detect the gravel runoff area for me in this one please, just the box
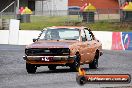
[0,44,132,88]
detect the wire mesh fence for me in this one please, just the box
[1,8,132,23]
[32,8,121,23]
[0,1,16,19]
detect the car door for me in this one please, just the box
[79,29,88,63]
[84,28,96,63]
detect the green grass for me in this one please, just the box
[20,16,70,30]
[20,16,81,30]
[20,16,132,32]
[1,16,15,19]
[88,22,132,32]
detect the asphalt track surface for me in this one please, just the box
[0,44,132,88]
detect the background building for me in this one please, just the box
[2,0,132,13]
[1,0,130,15]
[35,0,68,15]
[1,0,132,17]
[68,0,119,9]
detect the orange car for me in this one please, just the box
[23,26,103,73]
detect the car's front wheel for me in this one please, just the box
[89,52,99,69]
[26,63,37,73]
[76,75,87,85]
[70,55,80,71]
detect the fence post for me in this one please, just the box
[97,9,99,22]
[108,8,110,22]
[42,0,44,15]
[16,0,19,14]
[78,11,80,22]
[0,13,2,19]
[14,1,17,19]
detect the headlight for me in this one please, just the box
[25,49,31,55]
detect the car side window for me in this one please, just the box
[84,29,93,41]
[81,30,87,42]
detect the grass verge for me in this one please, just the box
[20,16,132,32]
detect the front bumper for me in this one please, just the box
[23,55,74,65]
[23,55,74,61]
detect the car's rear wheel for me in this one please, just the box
[70,55,80,71]
[26,63,37,73]
[89,52,99,69]
[48,65,56,70]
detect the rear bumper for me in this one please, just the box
[23,55,74,65]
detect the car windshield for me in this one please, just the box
[39,28,80,40]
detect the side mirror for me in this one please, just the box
[33,38,37,42]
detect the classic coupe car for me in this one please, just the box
[23,26,103,73]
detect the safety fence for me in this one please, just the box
[0,1,16,19]
[33,9,121,23]
[1,8,132,23]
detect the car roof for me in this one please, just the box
[47,26,88,30]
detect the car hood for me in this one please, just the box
[26,40,78,49]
